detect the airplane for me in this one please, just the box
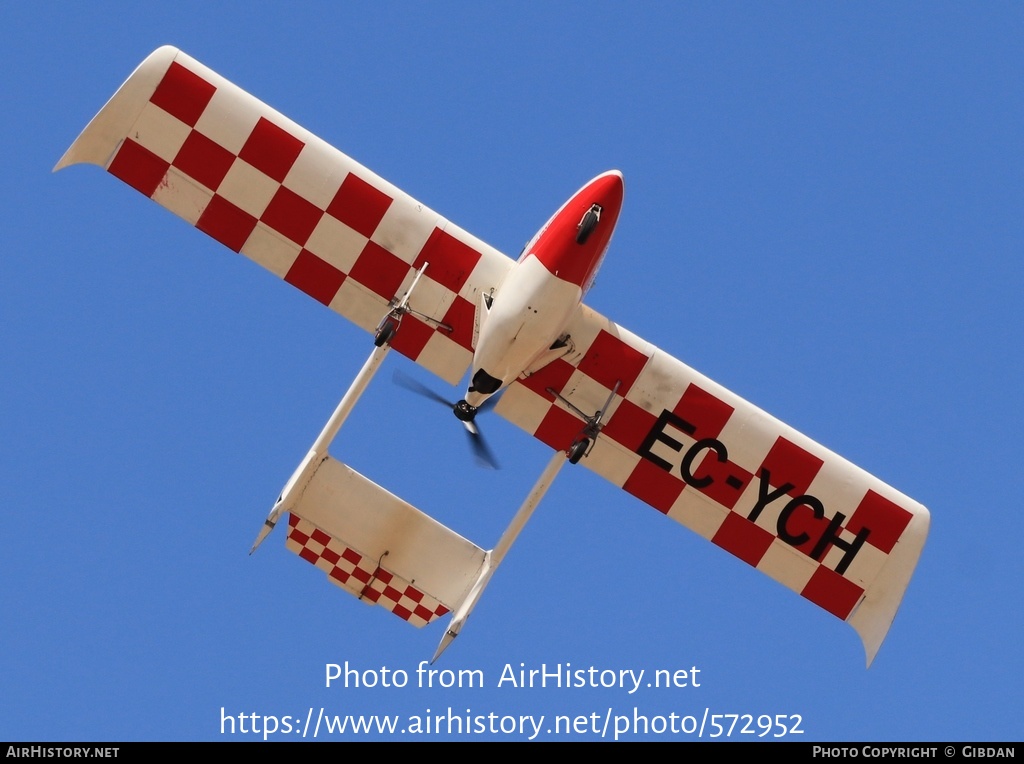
[56,46,929,665]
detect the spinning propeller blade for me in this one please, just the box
[466,425,499,470]
[392,370,500,469]
[392,369,452,407]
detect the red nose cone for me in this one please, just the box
[588,170,625,221]
[532,171,625,288]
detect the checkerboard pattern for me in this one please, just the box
[286,513,449,627]
[68,48,926,647]
[496,304,921,623]
[94,49,512,386]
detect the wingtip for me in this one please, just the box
[53,44,186,173]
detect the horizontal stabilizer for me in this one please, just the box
[285,456,487,627]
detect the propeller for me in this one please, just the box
[392,370,501,469]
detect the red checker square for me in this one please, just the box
[391,603,413,621]
[289,529,309,546]
[403,586,424,603]
[847,490,913,554]
[517,358,576,401]
[375,568,393,584]
[329,567,351,585]
[534,405,585,453]
[238,117,304,183]
[196,195,258,252]
[108,139,170,197]
[575,330,648,395]
[603,398,658,453]
[414,228,482,293]
[285,250,346,306]
[692,451,752,510]
[172,130,234,191]
[440,296,477,351]
[150,61,216,127]
[298,548,320,566]
[288,513,301,527]
[435,604,449,617]
[801,566,864,620]
[261,185,323,246]
[758,437,824,497]
[319,547,340,565]
[349,240,411,299]
[712,512,774,567]
[623,458,685,514]
[326,173,393,238]
[351,567,372,585]
[310,528,332,546]
[390,315,435,363]
[414,605,436,622]
[381,585,402,603]
[673,384,734,440]
[360,585,380,601]
[341,547,362,566]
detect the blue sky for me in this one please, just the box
[3,2,1022,741]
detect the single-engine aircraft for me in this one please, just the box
[56,47,929,665]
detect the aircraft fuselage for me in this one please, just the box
[458,171,624,415]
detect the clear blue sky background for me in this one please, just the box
[3,3,1021,741]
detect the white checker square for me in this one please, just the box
[626,351,690,415]
[712,403,753,458]
[192,86,265,154]
[371,198,442,264]
[330,279,390,334]
[334,555,357,576]
[241,223,301,279]
[494,384,551,437]
[666,491,728,540]
[133,102,191,163]
[151,169,213,226]
[304,214,368,274]
[725,408,789,478]
[218,159,280,218]
[403,274,454,325]
[416,332,473,387]
[283,140,357,210]
[583,438,639,488]
[804,460,863,520]
[557,369,622,419]
[756,539,817,594]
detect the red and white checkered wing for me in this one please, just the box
[494,303,929,665]
[56,46,512,386]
